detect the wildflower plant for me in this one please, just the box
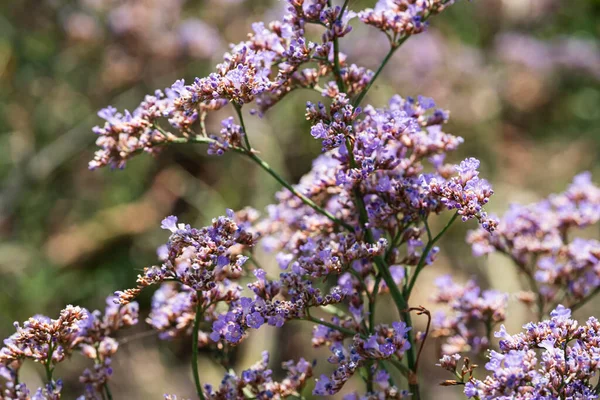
[2,1,600,399]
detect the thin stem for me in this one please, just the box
[345,137,414,393]
[45,342,55,384]
[378,361,398,387]
[332,30,346,93]
[366,363,374,393]
[233,103,252,150]
[347,168,407,312]
[104,384,113,400]
[400,310,420,399]
[351,38,406,108]
[171,135,245,154]
[351,7,442,108]
[305,313,359,337]
[171,135,352,231]
[404,306,431,374]
[571,286,600,313]
[404,212,459,299]
[192,293,206,400]
[485,318,493,344]
[191,107,355,231]
[388,358,411,378]
[244,150,354,231]
[339,0,350,17]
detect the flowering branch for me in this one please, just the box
[305,313,358,338]
[170,134,354,231]
[405,212,460,299]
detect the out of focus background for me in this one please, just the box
[0,0,599,398]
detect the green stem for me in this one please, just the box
[570,286,600,313]
[171,135,245,153]
[388,358,411,378]
[339,0,350,17]
[233,103,252,150]
[174,135,352,231]
[244,150,354,231]
[228,106,354,232]
[329,0,349,92]
[344,135,414,394]
[365,362,374,393]
[104,384,113,400]
[305,314,359,337]
[332,30,346,93]
[400,310,420,400]
[192,293,206,400]
[345,160,407,312]
[45,342,54,384]
[404,212,459,299]
[485,318,493,345]
[351,38,406,108]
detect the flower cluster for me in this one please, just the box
[88,89,195,170]
[461,305,600,399]
[116,213,257,304]
[203,351,313,399]
[207,117,245,155]
[359,0,455,44]
[75,297,139,399]
[0,297,138,399]
[314,321,412,396]
[89,0,466,171]
[210,268,351,345]
[0,306,86,399]
[21,0,598,398]
[431,275,508,355]
[468,172,600,312]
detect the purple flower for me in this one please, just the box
[245,312,265,329]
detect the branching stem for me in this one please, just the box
[192,293,206,400]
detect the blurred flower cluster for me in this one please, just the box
[0,298,138,399]
[468,172,600,317]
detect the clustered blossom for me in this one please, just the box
[204,351,313,399]
[148,279,241,348]
[115,212,257,304]
[0,298,137,399]
[75,297,138,399]
[0,306,85,399]
[90,0,464,171]
[462,305,600,399]
[307,93,361,152]
[431,275,508,354]
[468,172,600,311]
[89,88,196,170]
[359,0,455,43]
[261,93,496,309]
[210,268,351,344]
[314,321,412,396]
[207,117,245,155]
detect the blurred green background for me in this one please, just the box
[0,0,599,398]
